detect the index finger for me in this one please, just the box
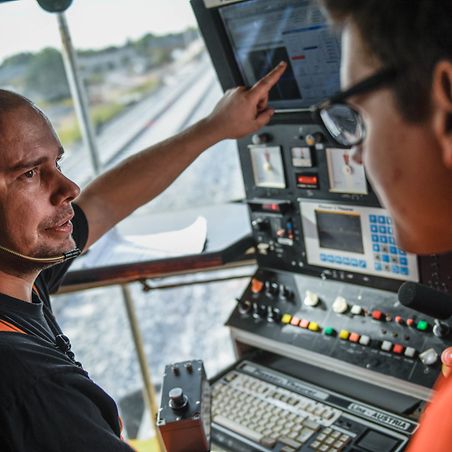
[250,61,287,97]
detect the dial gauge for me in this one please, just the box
[326,148,368,194]
[249,145,286,189]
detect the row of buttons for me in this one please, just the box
[372,244,408,260]
[337,330,416,358]
[329,300,431,331]
[282,314,321,332]
[380,340,416,358]
[281,315,419,358]
[370,224,393,235]
[369,215,392,225]
[371,234,403,247]
[320,254,367,268]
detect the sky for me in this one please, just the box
[0,0,198,63]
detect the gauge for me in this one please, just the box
[249,145,286,189]
[291,146,313,167]
[326,148,368,194]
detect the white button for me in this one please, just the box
[350,304,363,315]
[404,347,416,358]
[419,348,439,366]
[332,296,348,314]
[359,335,370,346]
[304,290,319,307]
[381,340,392,352]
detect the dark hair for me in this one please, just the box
[320,0,452,122]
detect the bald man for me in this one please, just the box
[0,62,286,451]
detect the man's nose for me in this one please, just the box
[51,172,80,205]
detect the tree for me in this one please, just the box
[24,48,70,102]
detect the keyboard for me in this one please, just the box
[213,371,351,451]
[210,362,412,452]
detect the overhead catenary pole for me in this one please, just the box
[56,12,101,175]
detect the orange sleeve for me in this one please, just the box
[408,375,452,451]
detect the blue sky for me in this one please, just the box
[0,0,197,63]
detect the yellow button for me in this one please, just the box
[281,314,292,324]
[308,322,320,332]
[339,329,350,340]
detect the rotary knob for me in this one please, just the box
[433,320,450,338]
[251,133,272,145]
[304,290,319,307]
[332,296,348,314]
[169,387,188,410]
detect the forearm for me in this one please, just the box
[77,117,223,244]
[76,62,287,250]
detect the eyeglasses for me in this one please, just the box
[311,67,398,147]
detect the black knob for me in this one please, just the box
[433,320,450,338]
[265,281,279,297]
[252,302,266,319]
[267,307,281,323]
[238,299,252,315]
[169,387,188,410]
[280,284,293,300]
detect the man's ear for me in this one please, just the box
[431,61,452,169]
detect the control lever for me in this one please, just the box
[157,360,210,452]
[398,282,452,320]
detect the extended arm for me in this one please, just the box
[76,62,286,250]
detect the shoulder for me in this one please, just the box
[409,376,452,451]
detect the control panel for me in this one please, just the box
[238,123,452,293]
[228,269,452,392]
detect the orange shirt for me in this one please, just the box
[408,374,452,451]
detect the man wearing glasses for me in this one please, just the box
[318,1,452,450]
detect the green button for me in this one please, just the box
[416,320,429,331]
[324,327,335,336]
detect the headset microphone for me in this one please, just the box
[0,245,81,264]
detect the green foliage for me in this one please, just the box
[24,48,70,102]
[1,52,33,68]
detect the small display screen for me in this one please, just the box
[219,0,341,110]
[315,210,364,254]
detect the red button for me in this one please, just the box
[407,318,415,327]
[372,310,383,321]
[393,344,405,354]
[349,333,360,343]
[299,319,310,329]
[394,316,404,325]
[251,278,264,294]
[290,317,301,326]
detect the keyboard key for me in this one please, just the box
[214,415,263,443]
[303,419,320,431]
[279,436,302,449]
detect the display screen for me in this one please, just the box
[219,0,341,110]
[316,210,364,254]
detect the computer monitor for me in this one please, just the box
[216,0,341,111]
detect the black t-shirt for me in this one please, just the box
[0,204,134,452]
